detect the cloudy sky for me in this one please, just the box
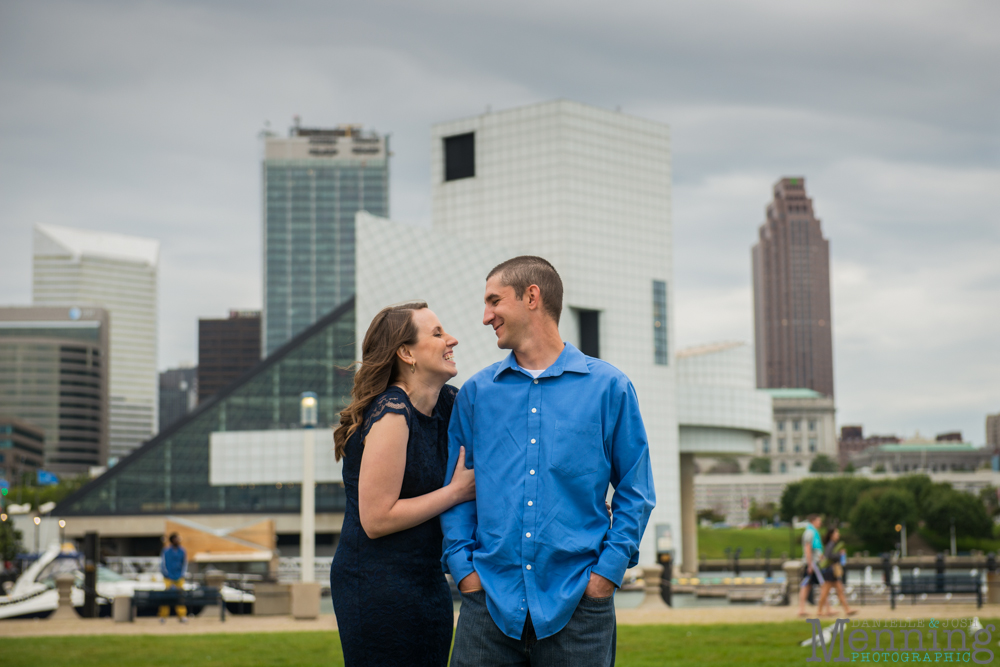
[1,0,997,443]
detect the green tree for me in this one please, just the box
[0,520,24,562]
[979,486,999,518]
[749,500,778,524]
[697,508,725,524]
[748,457,771,474]
[923,489,992,540]
[849,487,918,552]
[779,481,802,522]
[7,475,88,511]
[809,454,838,473]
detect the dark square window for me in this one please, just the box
[577,309,600,359]
[444,132,475,181]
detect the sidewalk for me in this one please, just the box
[0,603,992,638]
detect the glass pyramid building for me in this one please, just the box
[57,299,355,517]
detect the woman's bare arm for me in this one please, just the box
[358,413,475,539]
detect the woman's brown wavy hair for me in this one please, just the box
[333,301,427,460]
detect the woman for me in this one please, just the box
[329,302,475,666]
[816,527,857,617]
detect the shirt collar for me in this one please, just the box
[493,342,591,381]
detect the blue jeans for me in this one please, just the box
[450,589,616,667]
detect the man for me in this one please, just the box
[159,532,188,624]
[442,256,656,666]
[797,514,824,617]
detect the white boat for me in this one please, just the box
[0,544,255,620]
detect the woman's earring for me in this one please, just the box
[410,362,416,374]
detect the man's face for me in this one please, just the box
[483,275,528,350]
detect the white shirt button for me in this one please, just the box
[529,469,535,475]
[528,501,533,506]
[530,439,536,444]
[531,408,537,413]
[526,532,531,538]
[526,565,532,570]
[533,379,538,384]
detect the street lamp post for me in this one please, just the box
[300,392,318,584]
[59,519,66,546]
[33,516,41,553]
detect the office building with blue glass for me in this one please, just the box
[262,122,388,357]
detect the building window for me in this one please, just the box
[653,280,668,365]
[443,132,475,181]
[808,420,817,431]
[780,462,787,473]
[809,438,817,453]
[793,420,801,431]
[576,309,600,358]
[778,438,785,453]
[777,421,785,431]
[762,438,770,454]
[795,460,802,467]
[794,443,801,453]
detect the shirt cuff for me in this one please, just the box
[445,552,475,588]
[592,547,631,588]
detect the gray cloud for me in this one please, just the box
[1,0,997,442]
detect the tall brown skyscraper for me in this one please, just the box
[752,177,834,396]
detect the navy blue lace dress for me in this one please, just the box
[330,385,458,667]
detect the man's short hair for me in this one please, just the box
[486,256,563,324]
[805,514,821,523]
[169,532,180,546]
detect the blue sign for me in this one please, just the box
[37,470,59,486]
[0,478,8,490]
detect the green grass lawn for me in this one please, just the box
[697,526,804,560]
[0,623,825,667]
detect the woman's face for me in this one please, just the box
[402,308,458,382]
[831,529,840,542]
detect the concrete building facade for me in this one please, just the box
[752,177,834,397]
[262,123,388,357]
[753,388,837,474]
[850,438,993,473]
[32,224,158,462]
[675,341,772,571]
[0,306,110,473]
[357,100,678,567]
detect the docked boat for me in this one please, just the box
[0,543,255,620]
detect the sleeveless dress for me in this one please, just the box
[330,385,458,667]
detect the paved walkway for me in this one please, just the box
[1,602,993,638]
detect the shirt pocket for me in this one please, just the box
[552,420,603,477]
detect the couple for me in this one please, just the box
[329,256,656,667]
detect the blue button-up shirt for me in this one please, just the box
[441,343,655,640]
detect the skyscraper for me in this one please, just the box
[0,306,109,474]
[198,310,260,402]
[262,121,389,357]
[32,224,159,461]
[752,177,834,397]
[159,366,197,431]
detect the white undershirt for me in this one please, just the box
[523,368,546,379]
